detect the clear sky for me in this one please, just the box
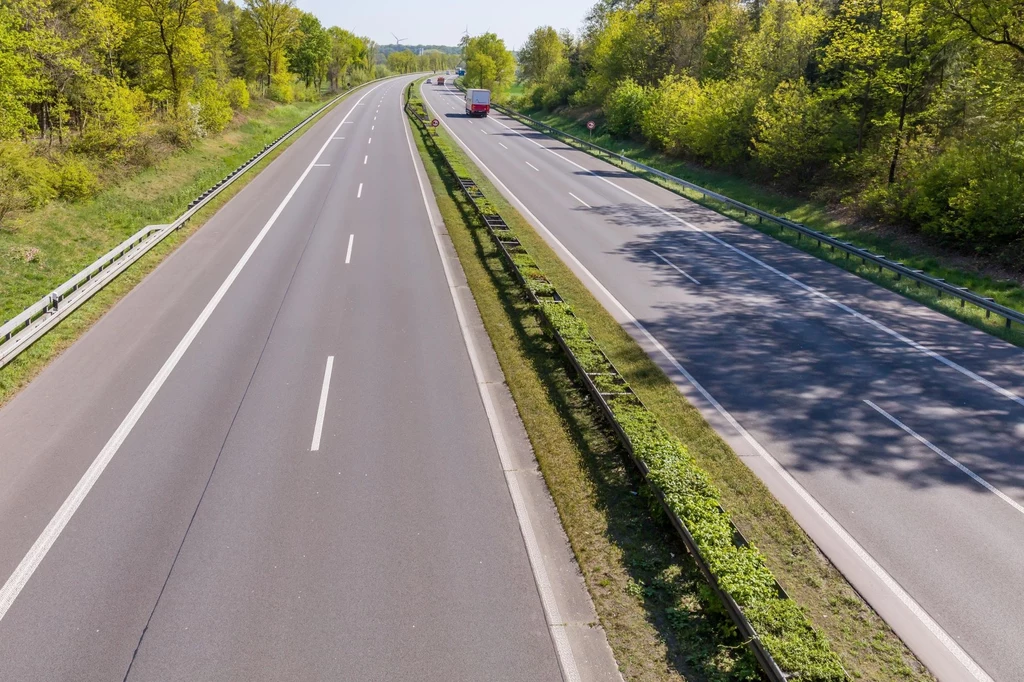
[295,0,595,49]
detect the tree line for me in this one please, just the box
[460,33,516,95]
[385,49,461,74]
[0,0,381,227]
[517,0,1024,257]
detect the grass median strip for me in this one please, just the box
[0,84,373,409]
[511,109,1024,350]
[408,83,932,681]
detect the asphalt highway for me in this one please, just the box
[0,76,580,681]
[423,81,1024,682]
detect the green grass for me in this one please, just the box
[0,88,368,408]
[408,85,931,680]
[517,109,1024,349]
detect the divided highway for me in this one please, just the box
[423,82,1024,682]
[0,76,580,680]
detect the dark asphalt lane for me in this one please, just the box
[0,77,563,681]
[422,82,1024,682]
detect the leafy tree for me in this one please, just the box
[463,32,516,95]
[119,0,218,110]
[937,0,1024,55]
[0,5,39,140]
[288,12,330,89]
[519,26,564,83]
[240,0,298,91]
[386,49,417,73]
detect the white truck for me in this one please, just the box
[465,89,491,117]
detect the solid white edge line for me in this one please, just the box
[489,115,1024,411]
[652,250,700,285]
[310,356,335,451]
[345,234,354,264]
[357,182,363,199]
[568,192,591,209]
[403,85,581,682]
[865,400,1024,516]
[428,89,994,682]
[0,79,390,623]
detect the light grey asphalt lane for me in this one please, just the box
[0,77,562,680]
[422,82,1024,681]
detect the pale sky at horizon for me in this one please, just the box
[295,0,595,50]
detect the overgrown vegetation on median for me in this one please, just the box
[409,81,932,681]
[409,84,851,682]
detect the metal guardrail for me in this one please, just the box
[0,76,396,371]
[407,83,803,682]
[492,103,1024,333]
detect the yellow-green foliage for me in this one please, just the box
[0,0,377,224]
[269,71,295,104]
[53,157,98,201]
[226,78,250,111]
[520,0,1024,255]
[0,143,56,226]
[195,79,233,134]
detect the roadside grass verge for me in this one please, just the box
[410,86,932,680]
[517,109,1024,349]
[0,85,373,408]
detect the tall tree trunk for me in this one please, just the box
[888,90,908,184]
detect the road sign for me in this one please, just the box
[586,120,596,130]
[431,119,440,128]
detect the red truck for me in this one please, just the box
[465,89,491,117]
[436,76,445,86]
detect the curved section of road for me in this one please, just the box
[0,76,610,681]
[422,82,1024,682]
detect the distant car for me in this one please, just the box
[426,78,432,84]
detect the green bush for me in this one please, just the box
[226,78,250,111]
[269,71,294,104]
[639,75,757,166]
[165,102,207,146]
[291,81,321,102]
[194,80,233,135]
[72,82,149,158]
[752,79,835,177]
[604,78,649,138]
[0,142,56,228]
[53,156,98,201]
[882,137,1024,251]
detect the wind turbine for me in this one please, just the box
[392,32,407,46]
